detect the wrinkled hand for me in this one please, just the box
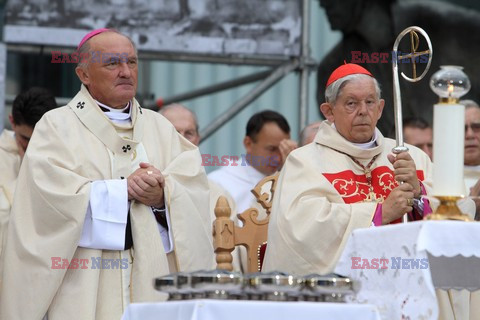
[469,178,480,221]
[127,162,165,207]
[382,183,414,225]
[279,139,298,166]
[387,152,421,198]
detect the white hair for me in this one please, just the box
[325,74,381,105]
[460,99,480,110]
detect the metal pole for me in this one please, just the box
[299,0,311,133]
[156,69,272,109]
[200,60,299,142]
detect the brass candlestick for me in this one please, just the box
[425,196,471,221]
[427,66,472,222]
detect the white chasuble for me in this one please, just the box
[262,121,433,275]
[0,85,214,320]
[0,129,20,286]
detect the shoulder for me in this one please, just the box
[285,142,326,165]
[141,108,183,140]
[209,179,233,199]
[39,106,79,128]
[143,108,175,128]
[406,143,431,164]
[0,145,19,177]
[381,137,398,150]
[383,137,431,166]
[208,163,251,180]
[208,166,233,180]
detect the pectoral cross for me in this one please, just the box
[364,189,382,203]
[363,169,381,203]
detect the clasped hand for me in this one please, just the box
[127,162,165,207]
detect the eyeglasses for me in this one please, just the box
[465,123,480,133]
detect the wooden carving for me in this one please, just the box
[213,196,234,271]
[213,173,279,273]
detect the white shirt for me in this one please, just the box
[208,159,266,213]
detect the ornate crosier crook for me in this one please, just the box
[392,26,433,153]
[391,26,433,222]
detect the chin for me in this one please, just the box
[466,155,480,165]
[352,135,372,144]
[118,92,135,102]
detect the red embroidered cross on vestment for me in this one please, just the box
[323,166,425,204]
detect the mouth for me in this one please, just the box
[116,82,134,87]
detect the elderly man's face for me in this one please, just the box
[464,107,480,166]
[321,77,384,143]
[76,32,138,109]
[162,107,200,146]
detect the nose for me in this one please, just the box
[118,62,131,78]
[465,123,475,138]
[357,101,368,115]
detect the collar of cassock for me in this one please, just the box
[316,121,383,160]
[331,123,378,150]
[95,100,132,124]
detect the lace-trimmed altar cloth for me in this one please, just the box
[335,221,480,320]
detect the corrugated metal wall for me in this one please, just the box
[147,0,341,173]
[1,1,341,163]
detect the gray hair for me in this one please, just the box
[77,30,138,68]
[325,74,381,105]
[160,103,199,133]
[459,99,480,110]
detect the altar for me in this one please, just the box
[121,300,381,320]
[335,220,480,319]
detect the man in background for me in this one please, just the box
[403,117,433,160]
[159,103,236,216]
[208,110,297,213]
[299,121,322,146]
[461,99,480,220]
[160,103,244,271]
[0,87,57,260]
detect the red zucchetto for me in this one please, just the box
[326,63,373,88]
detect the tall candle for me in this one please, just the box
[430,66,470,197]
[432,103,465,196]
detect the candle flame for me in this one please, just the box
[448,84,454,97]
